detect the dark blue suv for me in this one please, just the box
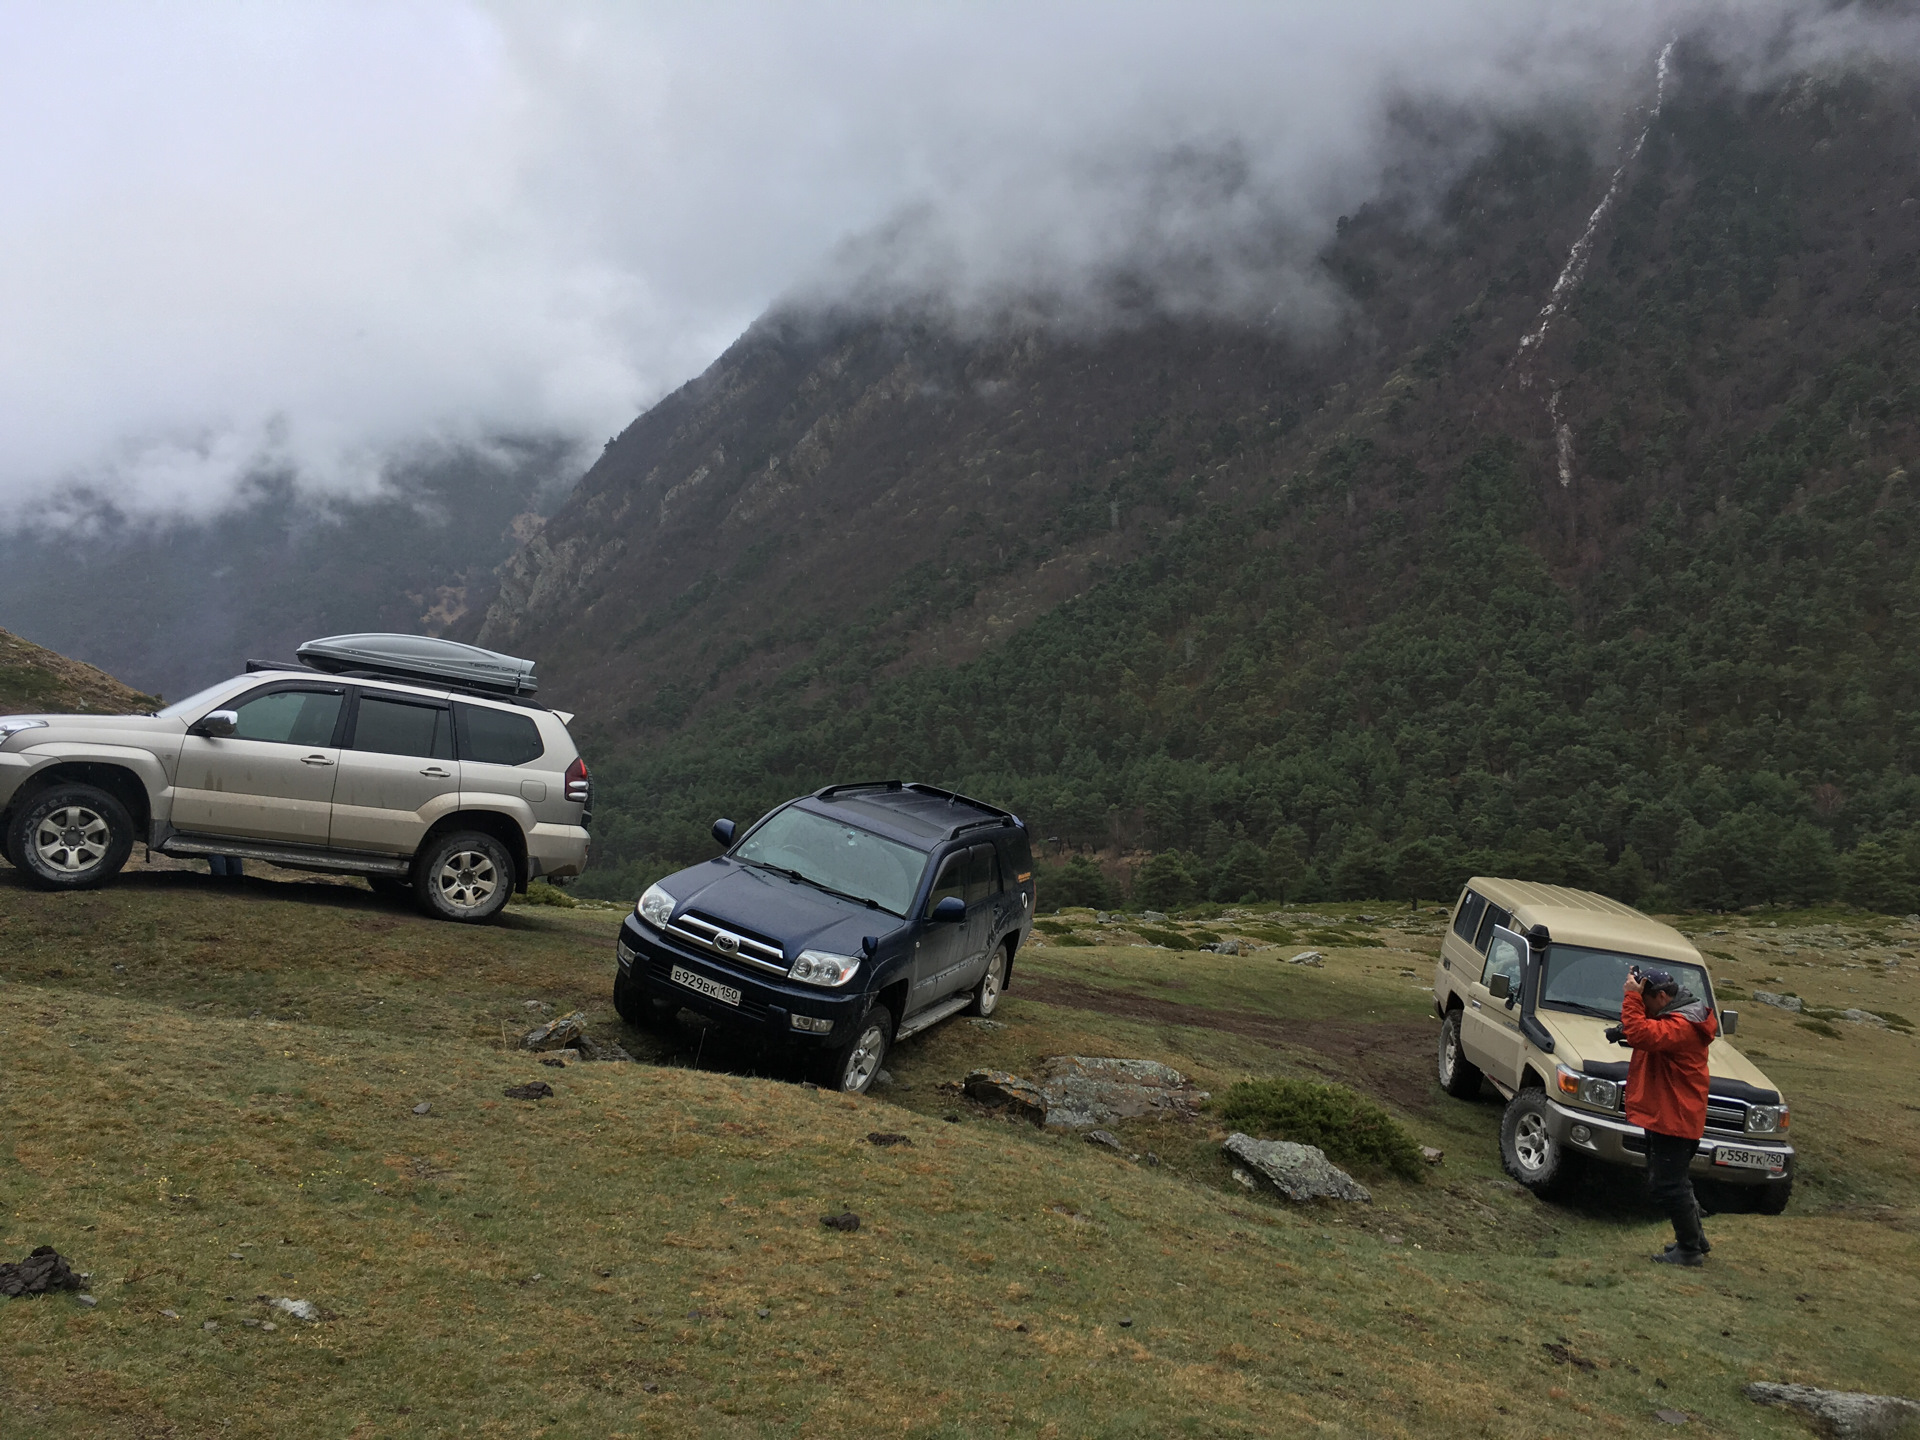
[613,781,1036,1092]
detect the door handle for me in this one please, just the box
[419,766,452,778]
[301,754,334,767]
[1470,999,1482,1009]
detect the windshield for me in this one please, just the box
[733,805,929,917]
[1541,944,1713,1020]
[155,680,243,719]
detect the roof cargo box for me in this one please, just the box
[295,633,538,695]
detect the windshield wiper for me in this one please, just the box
[745,860,889,912]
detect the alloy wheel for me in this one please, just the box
[1513,1111,1551,1173]
[435,849,499,911]
[979,954,1005,1015]
[33,805,110,874]
[843,1022,886,1091]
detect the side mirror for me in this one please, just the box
[930,895,967,923]
[1487,973,1511,1001]
[712,818,735,847]
[1720,1009,1738,1036]
[191,709,238,739]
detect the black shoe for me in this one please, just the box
[1652,1248,1704,1268]
[1663,1239,1711,1256]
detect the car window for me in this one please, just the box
[1481,929,1525,993]
[158,680,243,719]
[1472,902,1511,954]
[352,696,452,759]
[455,702,544,766]
[1541,946,1713,1020]
[926,850,968,914]
[230,689,343,747]
[964,844,1000,904]
[1452,889,1487,943]
[731,805,928,917]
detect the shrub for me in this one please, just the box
[1135,851,1198,909]
[1041,854,1112,911]
[1215,1078,1425,1180]
[511,883,578,908]
[1133,926,1199,951]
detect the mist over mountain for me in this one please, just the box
[0,438,573,701]
[461,41,1920,913]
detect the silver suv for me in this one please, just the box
[0,646,590,923]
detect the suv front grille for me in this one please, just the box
[665,911,790,976]
[642,950,773,1024]
[1705,1100,1748,1135]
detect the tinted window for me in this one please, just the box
[1003,830,1034,882]
[455,702,543,766]
[1481,928,1525,993]
[231,689,342,747]
[927,851,968,914]
[731,805,928,917]
[964,844,1000,904]
[1472,902,1511,954]
[1452,889,1487,943]
[352,697,452,759]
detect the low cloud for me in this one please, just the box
[0,0,1909,519]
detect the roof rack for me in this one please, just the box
[297,632,537,696]
[816,780,907,799]
[814,779,1018,839]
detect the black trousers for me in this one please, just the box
[1645,1131,1706,1252]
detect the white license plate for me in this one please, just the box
[1713,1145,1784,1172]
[670,965,740,1007]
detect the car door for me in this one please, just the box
[171,683,346,844]
[957,842,1003,987]
[328,691,459,854]
[452,699,549,813]
[910,847,970,1007]
[1461,924,1529,1080]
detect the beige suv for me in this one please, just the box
[0,665,590,923]
[1433,878,1794,1213]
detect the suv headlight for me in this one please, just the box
[637,884,675,930]
[0,718,48,743]
[1746,1104,1788,1134]
[1556,1065,1622,1112]
[790,950,861,988]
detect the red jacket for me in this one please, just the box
[1620,988,1717,1140]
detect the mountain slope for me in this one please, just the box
[474,56,1920,910]
[0,626,154,715]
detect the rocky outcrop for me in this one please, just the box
[1745,1382,1920,1439]
[962,1056,1208,1129]
[1223,1134,1371,1203]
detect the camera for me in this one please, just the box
[1604,1023,1625,1045]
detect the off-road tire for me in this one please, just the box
[1753,1176,1793,1215]
[818,1005,891,1095]
[413,831,514,924]
[1500,1087,1577,1197]
[967,944,1010,1017]
[1437,1008,1483,1098]
[366,875,412,900]
[8,784,134,891]
[613,964,675,1030]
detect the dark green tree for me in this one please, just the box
[1134,850,1198,910]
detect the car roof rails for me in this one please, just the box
[241,657,549,711]
[815,779,1018,838]
[815,780,907,799]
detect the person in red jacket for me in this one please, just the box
[1617,967,1718,1266]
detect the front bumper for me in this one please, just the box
[1542,1098,1794,1186]
[616,915,866,1045]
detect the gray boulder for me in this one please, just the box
[1752,991,1804,1012]
[1745,1382,1920,1439]
[1140,911,1170,924]
[1037,1056,1207,1129]
[963,1069,1049,1123]
[1844,1008,1888,1027]
[1288,950,1325,967]
[523,1011,588,1051]
[1223,1133,1371,1203]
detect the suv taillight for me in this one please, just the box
[564,756,590,805]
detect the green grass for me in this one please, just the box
[2,862,1918,1436]
[1215,1079,1426,1180]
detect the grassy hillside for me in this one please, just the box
[0,626,154,716]
[2,866,1915,1435]
[509,60,1920,910]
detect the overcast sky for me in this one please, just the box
[0,1,1902,520]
